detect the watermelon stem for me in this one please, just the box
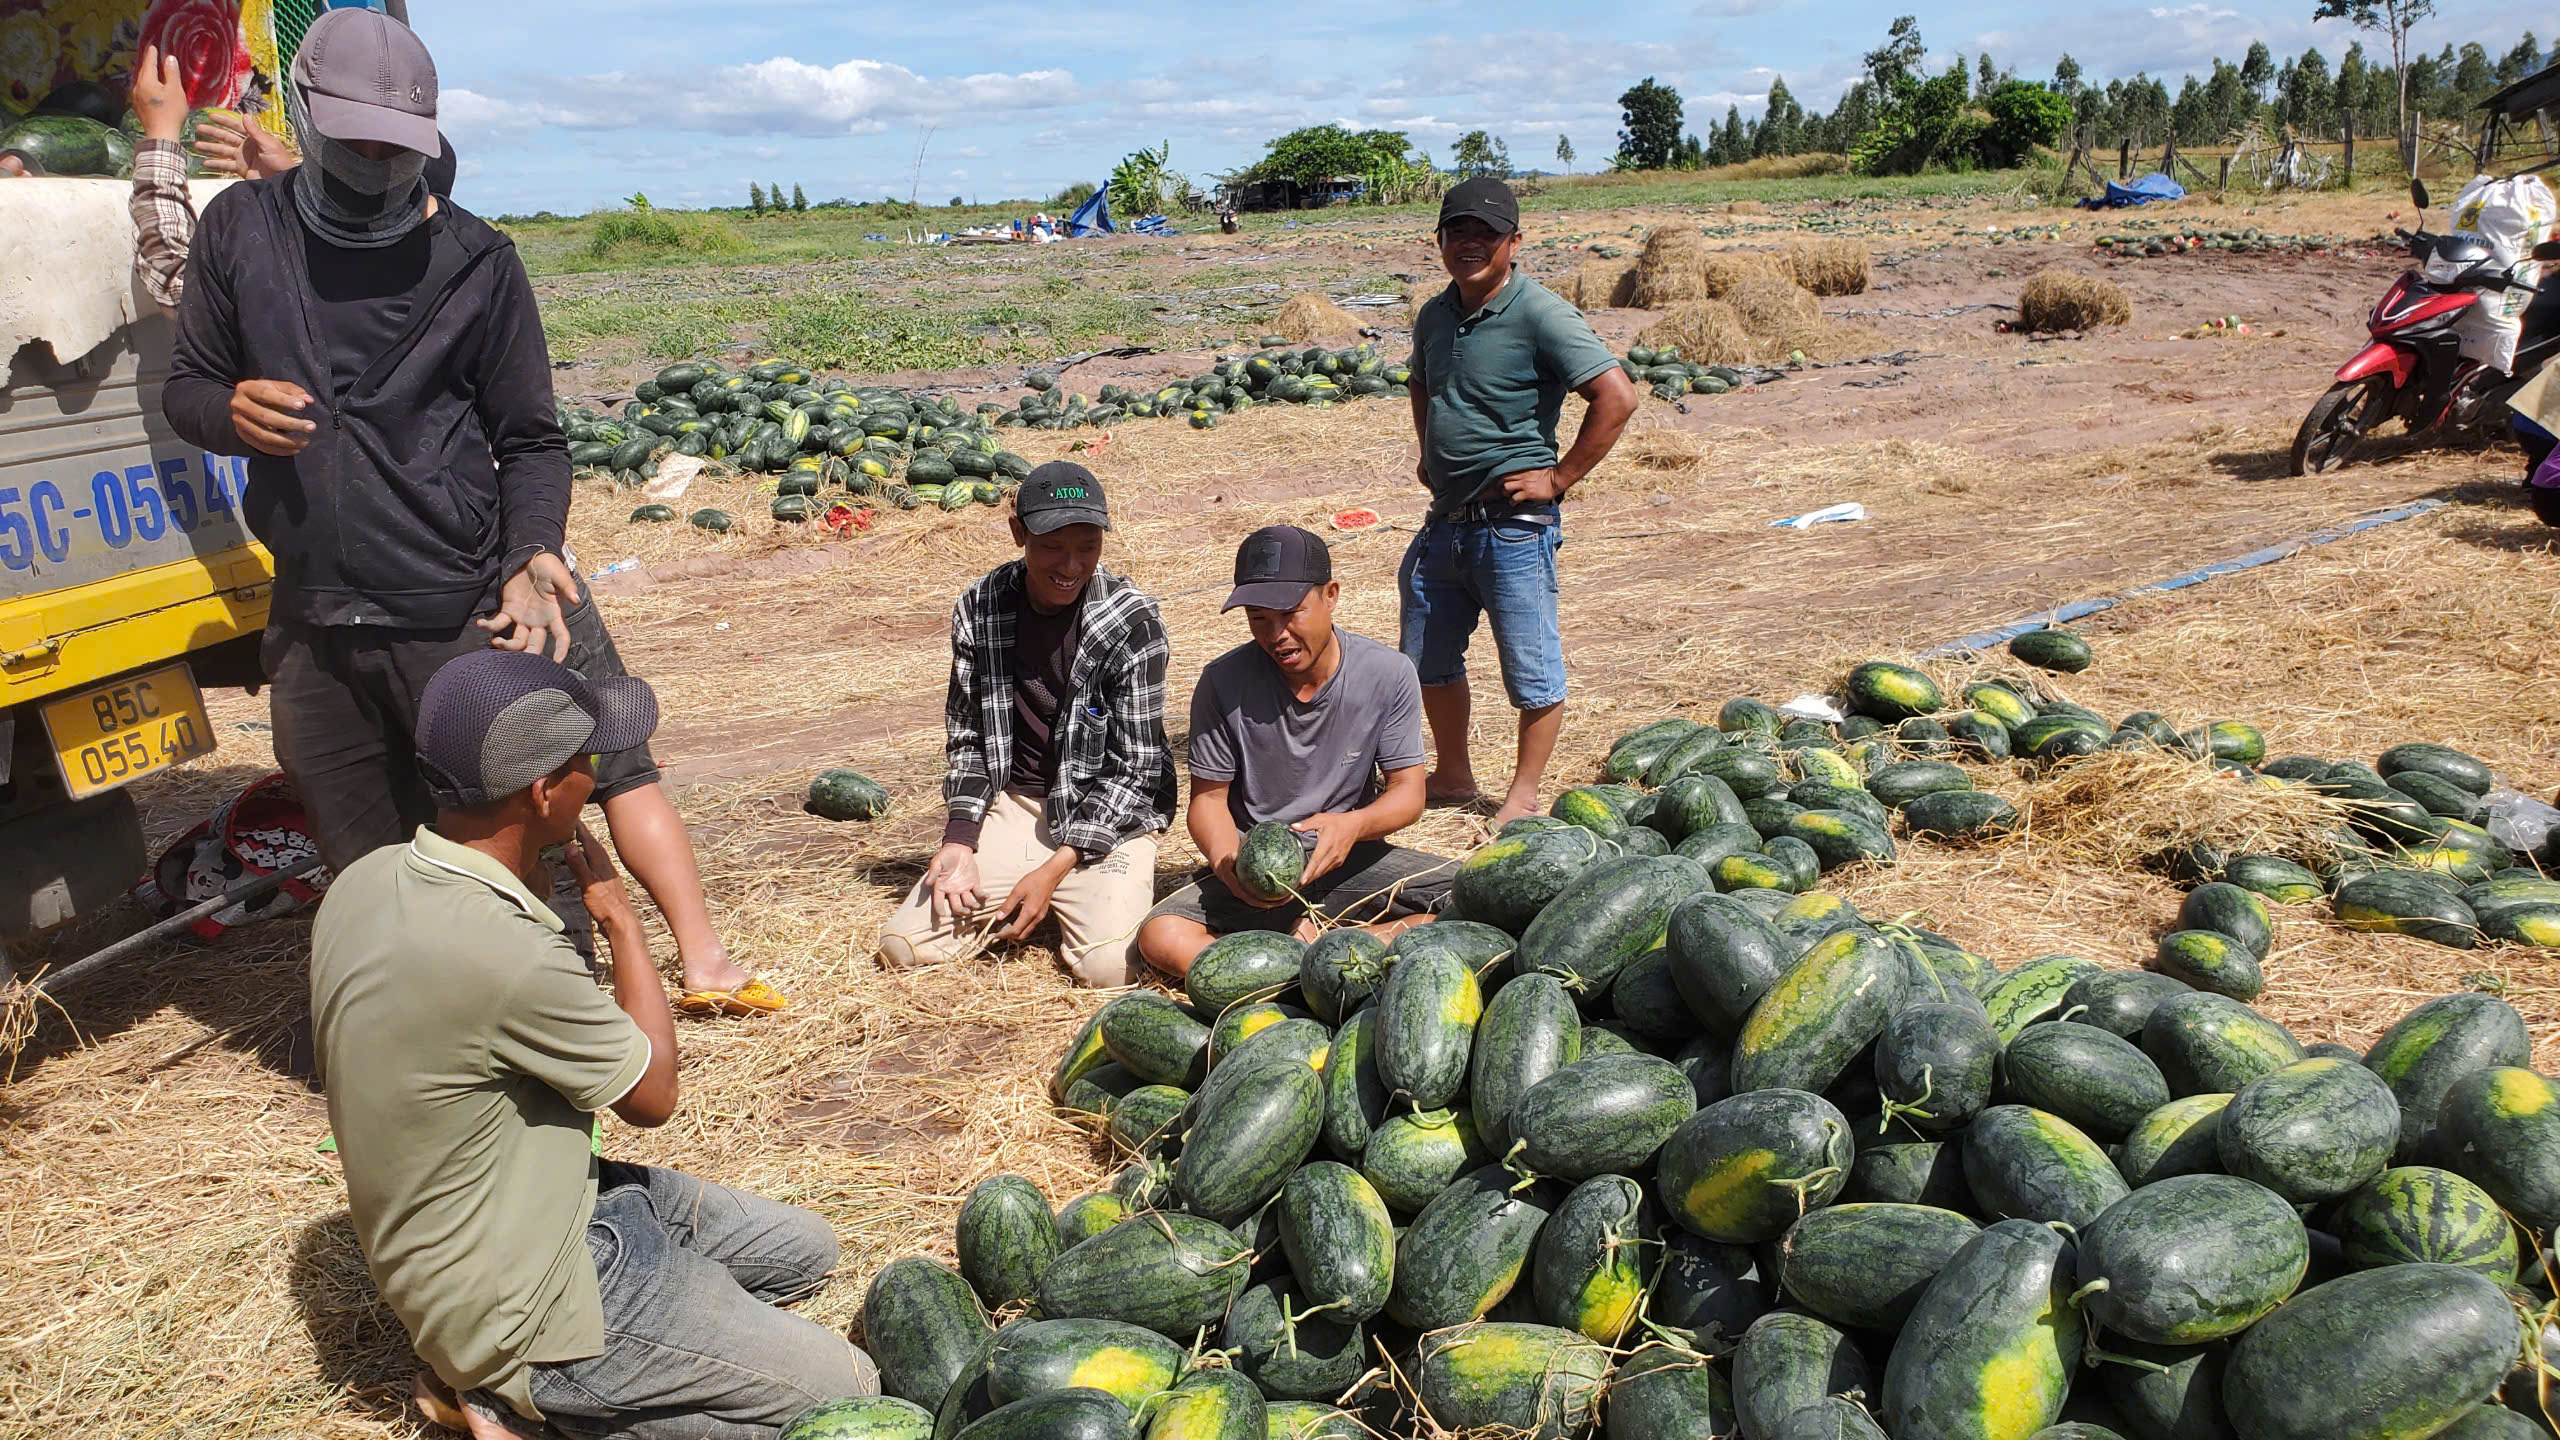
[1501,1138,1540,1193]
[2082,1334,2172,1375]
[1878,1065,1940,1130]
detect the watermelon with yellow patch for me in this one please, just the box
[1878,1219,2083,1440]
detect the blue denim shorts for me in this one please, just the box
[1397,515,1567,709]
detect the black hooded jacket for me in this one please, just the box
[163,175,569,630]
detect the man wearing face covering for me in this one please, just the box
[163,9,583,875]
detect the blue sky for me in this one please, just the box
[414,0,2530,216]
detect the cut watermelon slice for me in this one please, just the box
[1331,507,1384,532]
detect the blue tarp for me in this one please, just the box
[1067,189,1113,236]
[2079,172,2186,209]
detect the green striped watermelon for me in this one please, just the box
[2073,1174,2307,1343]
[2328,1166,2519,1278]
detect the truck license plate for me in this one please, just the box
[40,664,215,799]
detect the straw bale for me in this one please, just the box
[1272,292,1362,342]
[1566,254,1640,311]
[1721,271,1822,342]
[1635,300,1756,365]
[2013,749,2356,874]
[1726,199,1768,215]
[2018,269,2132,332]
[1699,251,1788,298]
[1631,225,1711,308]
[1785,237,1871,297]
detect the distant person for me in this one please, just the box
[310,650,873,1440]
[880,463,1175,985]
[1135,526,1445,979]
[1402,176,1638,826]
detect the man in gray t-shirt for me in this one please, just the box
[1135,526,1453,980]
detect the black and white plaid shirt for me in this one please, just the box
[944,562,1176,859]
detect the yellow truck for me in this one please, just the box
[1,176,270,940]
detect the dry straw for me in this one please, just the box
[2012,750,2355,873]
[1631,225,1712,308]
[1271,292,1363,343]
[1726,199,1768,215]
[1635,300,1756,364]
[1563,255,1639,312]
[1785,238,1871,297]
[2018,269,2133,332]
[1699,252,1788,298]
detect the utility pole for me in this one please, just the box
[909,126,937,207]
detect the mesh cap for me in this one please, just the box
[415,650,658,809]
[1223,524,1332,611]
[292,8,439,154]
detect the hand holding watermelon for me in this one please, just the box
[1294,811,1366,888]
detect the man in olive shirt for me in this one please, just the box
[1404,177,1639,826]
[312,650,873,1439]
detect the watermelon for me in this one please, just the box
[1361,1106,1482,1212]
[2377,743,2494,797]
[1843,1141,1971,1210]
[1722,697,1786,734]
[1055,1192,1133,1247]
[1454,826,1608,935]
[1060,1064,1138,1123]
[1777,1203,1981,1331]
[1607,1341,1734,1440]
[2141,993,2303,1096]
[2061,971,2192,1040]
[1649,726,1737,788]
[986,1317,1180,1411]
[1205,1005,1313,1069]
[1517,856,1693,998]
[0,114,127,175]
[1512,1053,1698,1180]
[1469,973,1583,1151]
[1900,789,2020,839]
[1175,1060,1322,1223]
[862,1257,993,1408]
[1961,1105,2129,1229]
[779,1396,934,1440]
[1844,661,1944,721]
[1608,720,1707,783]
[2178,883,2273,959]
[2012,713,2111,764]
[1412,1323,1608,1437]
[1034,1211,1251,1340]
[1875,1002,2002,1133]
[1780,809,1899,870]
[1981,956,2100,1041]
[1098,993,1210,1089]
[1880,1219,2083,1440]
[2222,1265,2520,1440]
[2009,627,2094,673]
[1996,1022,2171,1141]
[1185,931,1306,1016]
[2393,769,2487,822]
[1653,774,1753,841]
[2329,1165,2519,1277]
[2223,853,2326,905]
[1386,1164,1558,1330]
[1143,1369,1264,1440]
[2114,1092,2233,1188]
[1667,894,1794,1034]
[1373,944,1483,1109]
[951,1390,1131,1440]
[1261,1401,1364,1438]
[2332,871,2479,948]
[2150,931,2263,1003]
[1275,1160,1394,1321]
[1233,822,1304,903]
[2218,1058,2400,1205]
[2075,1174,2307,1343]
[1770,1397,1890,1440]
[1735,1311,1872,1440]
[1656,1089,1854,1244]
[2434,1066,2560,1228]
[1530,1174,1656,1344]
[1730,929,1906,1095]
[1319,1008,1391,1161]
[1105,1085,1187,1158]
[1868,760,1974,809]
[2363,993,2531,1161]
[1223,1278,1368,1403]
[806,769,891,821]
[955,1175,1062,1309]
[1551,784,1634,837]
[1294,930,1386,1026]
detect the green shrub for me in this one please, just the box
[586,211,745,260]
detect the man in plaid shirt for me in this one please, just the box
[878,463,1175,985]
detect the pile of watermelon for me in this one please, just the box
[1616,343,1756,403]
[795,640,2558,1439]
[561,358,1034,527]
[1004,338,1409,433]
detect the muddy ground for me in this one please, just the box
[4,186,2555,1438]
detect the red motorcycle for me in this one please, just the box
[2291,179,2552,475]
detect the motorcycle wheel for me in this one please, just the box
[2290,376,2393,475]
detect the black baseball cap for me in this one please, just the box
[415,649,659,809]
[1438,176,1519,235]
[1016,461,1111,534]
[1224,525,1332,611]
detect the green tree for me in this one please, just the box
[1758,75,1804,155]
[1555,132,1575,170]
[791,183,808,212]
[2281,47,2335,133]
[1615,77,1686,169]
[1451,130,1511,178]
[2241,40,2275,104]
[2312,0,2435,166]
[2054,53,2083,97]
[1978,53,1999,93]
[2497,32,2542,84]
[2173,75,2210,142]
[1250,124,1413,187]
[769,181,785,211]
[2205,59,2248,136]
[749,181,766,213]
[1980,79,2073,165]
[1720,106,1746,165]
[2451,41,2493,104]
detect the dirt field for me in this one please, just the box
[5,182,2557,1438]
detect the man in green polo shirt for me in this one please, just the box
[1403,177,1639,827]
[311,649,874,1439]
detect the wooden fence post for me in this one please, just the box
[2162,137,2178,178]
[2218,155,2232,190]
[2341,111,2354,185]
[2118,139,2132,178]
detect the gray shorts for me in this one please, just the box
[561,590,663,805]
[1148,839,1454,935]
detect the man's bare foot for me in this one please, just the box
[1425,771,1480,807]
[412,1370,466,1432]
[679,949,750,993]
[1490,795,1539,828]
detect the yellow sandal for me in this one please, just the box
[674,976,789,1016]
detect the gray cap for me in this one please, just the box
[291,8,439,154]
[1016,460,1111,534]
[415,649,658,809]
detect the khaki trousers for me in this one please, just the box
[878,791,1157,986]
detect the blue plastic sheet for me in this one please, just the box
[2078,172,2187,209]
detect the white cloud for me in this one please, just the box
[454,58,1081,140]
